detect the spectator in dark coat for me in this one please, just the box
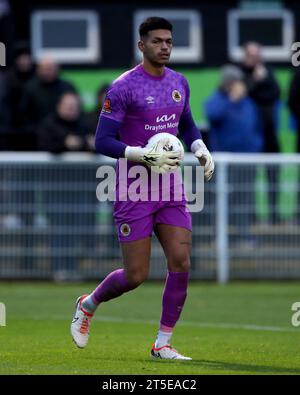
[0,0,13,66]
[239,42,281,224]
[38,92,91,153]
[0,70,10,149]
[240,42,280,153]
[288,69,300,223]
[288,68,300,152]
[20,57,76,150]
[85,83,110,135]
[6,42,35,150]
[38,92,94,277]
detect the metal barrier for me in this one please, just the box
[0,152,299,282]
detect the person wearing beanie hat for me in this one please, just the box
[204,64,264,245]
[219,65,244,89]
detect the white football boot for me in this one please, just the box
[150,344,192,360]
[71,294,93,348]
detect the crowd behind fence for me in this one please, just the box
[0,152,300,283]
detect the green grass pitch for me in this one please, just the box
[0,281,300,375]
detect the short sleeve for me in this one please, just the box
[100,82,130,123]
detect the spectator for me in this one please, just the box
[38,92,94,277]
[205,65,263,153]
[288,68,300,223]
[0,70,10,149]
[20,57,76,150]
[85,83,110,134]
[84,83,110,152]
[204,65,264,245]
[0,0,13,66]
[38,91,91,153]
[288,68,300,151]
[6,41,35,150]
[239,41,281,224]
[85,84,110,151]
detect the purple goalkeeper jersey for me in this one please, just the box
[100,63,195,208]
[101,63,190,146]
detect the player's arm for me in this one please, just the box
[95,86,180,169]
[179,78,214,181]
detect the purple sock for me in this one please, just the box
[160,271,189,328]
[91,269,136,304]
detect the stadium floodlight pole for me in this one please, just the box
[216,160,229,284]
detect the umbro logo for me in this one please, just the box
[145,96,155,104]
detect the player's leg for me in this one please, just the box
[151,221,192,360]
[82,236,151,312]
[71,198,155,348]
[71,233,152,348]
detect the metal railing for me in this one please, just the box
[0,152,299,282]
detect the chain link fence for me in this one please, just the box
[0,152,299,282]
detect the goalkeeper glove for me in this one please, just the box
[125,140,182,172]
[191,139,214,181]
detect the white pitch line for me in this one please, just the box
[29,314,300,333]
[91,316,300,333]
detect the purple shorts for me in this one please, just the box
[114,200,192,242]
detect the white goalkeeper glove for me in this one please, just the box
[191,139,214,181]
[125,141,182,172]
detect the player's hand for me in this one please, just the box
[125,141,182,169]
[141,139,182,168]
[192,140,214,181]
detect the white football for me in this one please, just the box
[145,132,184,174]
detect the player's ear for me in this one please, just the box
[138,40,145,53]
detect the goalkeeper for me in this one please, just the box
[71,16,214,360]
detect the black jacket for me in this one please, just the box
[0,71,10,148]
[38,112,90,153]
[84,108,100,135]
[240,65,280,107]
[20,77,76,133]
[288,69,300,121]
[6,65,35,130]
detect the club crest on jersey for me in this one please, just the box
[172,90,182,102]
[145,96,155,104]
[102,99,112,113]
[120,223,131,237]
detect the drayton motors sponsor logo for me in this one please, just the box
[145,113,179,132]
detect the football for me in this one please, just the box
[144,133,185,174]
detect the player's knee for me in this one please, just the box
[169,254,190,272]
[125,268,148,287]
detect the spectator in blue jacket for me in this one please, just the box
[204,65,264,246]
[205,65,263,153]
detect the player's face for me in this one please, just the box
[140,29,173,65]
